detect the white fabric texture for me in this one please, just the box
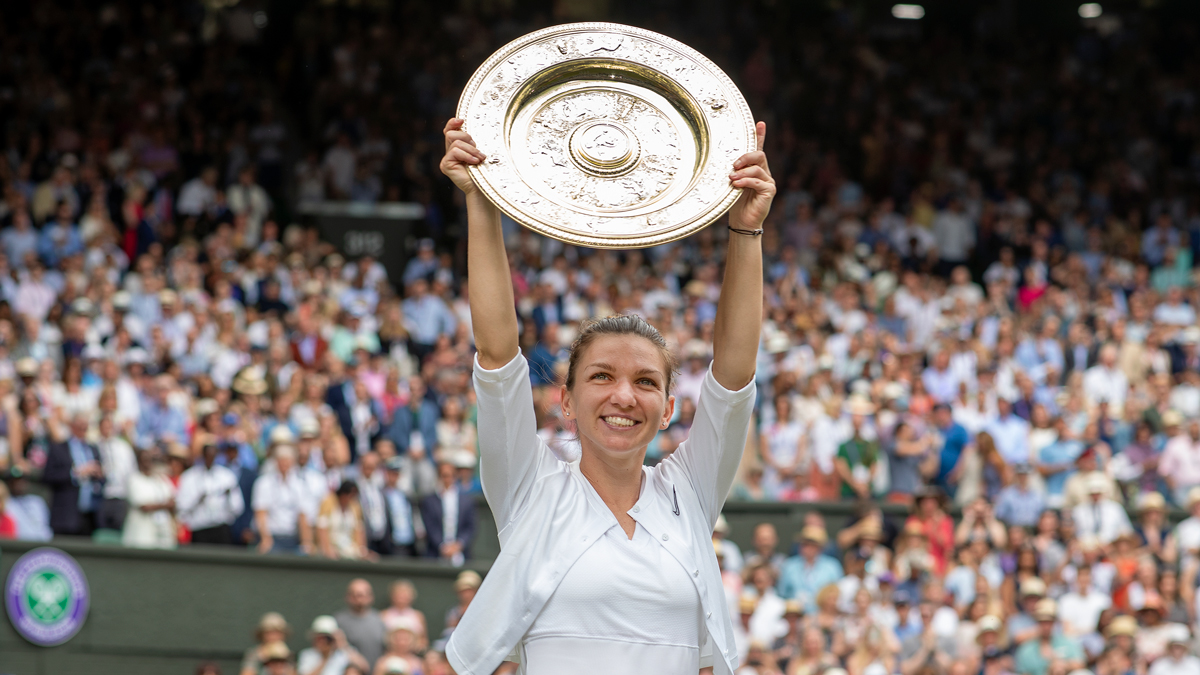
[522,514,704,675]
[446,353,756,675]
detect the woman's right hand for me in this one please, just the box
[440,118,486,196]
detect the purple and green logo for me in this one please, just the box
[5,548,89,646]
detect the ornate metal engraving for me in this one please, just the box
[458,22,756,248]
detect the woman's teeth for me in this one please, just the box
[603,416,636,427]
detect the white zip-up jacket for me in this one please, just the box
[447,353,756,675]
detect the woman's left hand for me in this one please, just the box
[728,121,776,231]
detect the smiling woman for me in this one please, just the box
[438,115,774,675]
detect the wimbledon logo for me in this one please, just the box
[5,548,89,646]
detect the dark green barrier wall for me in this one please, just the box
[0,539,487,675]
[1,500,1180,675]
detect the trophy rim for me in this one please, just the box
[457,21,755,249]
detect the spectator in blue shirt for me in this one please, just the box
[986,397,1031,465]
[37,201,84,269]
[402,278,456,362]
[1037,417,1084,508]
[994,464,1046,527]
[932,403,969,496]
[777,525,844,614]
[136,375,189,448]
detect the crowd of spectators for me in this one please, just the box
[3,1,1200,674]
[205,575,471,675]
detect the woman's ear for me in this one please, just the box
[661,394,676,429]
[560,383,571,418]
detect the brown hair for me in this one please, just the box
[564,315,678,394]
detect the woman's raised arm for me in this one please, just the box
[439,118,519,369]
[712,122,774,391]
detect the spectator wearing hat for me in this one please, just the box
[251,444,313,554]
[1061,444,1120,510]
[43,412,105,536]
[239,612,292,675]
[994,464,1046,528]
[711,514,744,574]
[1159,417,1200,507]
[1008,577,1048,645]
[1133,491,1170,557]
[444,570,482,633]
[382,456,417,557]
[334,579,389,669]
[1135,593,1188,665]
[1072,473,1133,546]
[419,459,477,566]
[295,616,367,675]
[769,599,805,669]
[835,397,879,499]
[2,467,50,540]
[260,641,296,675]
[177,437,245,545]
[1147,627,1200,675]
[1013,599,1085,675]
[777,525,843,614]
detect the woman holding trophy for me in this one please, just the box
[439,24,774,675]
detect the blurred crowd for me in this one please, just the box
[3,1,1200,673]
[194,576,474,675]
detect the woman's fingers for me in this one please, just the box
[444,147,483,166]
[731,176,776,194]
[730,165,771,182]
[755,121,766,152]
[450,139,484,158]
[732,151,770,175]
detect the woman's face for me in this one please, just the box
[262,629,284,644]
[561,335,674,461]
[390,629,414,653]
[391,584,413,608]
[802,628,823,654]
[1037,510,1058,533]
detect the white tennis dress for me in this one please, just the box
[520,478,705,674]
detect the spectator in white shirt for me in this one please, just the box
[1056,565,1111,638]
[1153,286,1197,326]
[1146,629,1200,675]
[177,438,245,545]
[96,415,136,531]
[1071,474,1132,545]
[252,445,313,554]
[176,166,219,217]
[1082,343,1129,411]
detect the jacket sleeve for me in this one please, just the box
[663,366,756,529]
[471,352,558,528]
[420,494,444,554]
[458,490,478,549]
[42,443,73,488]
